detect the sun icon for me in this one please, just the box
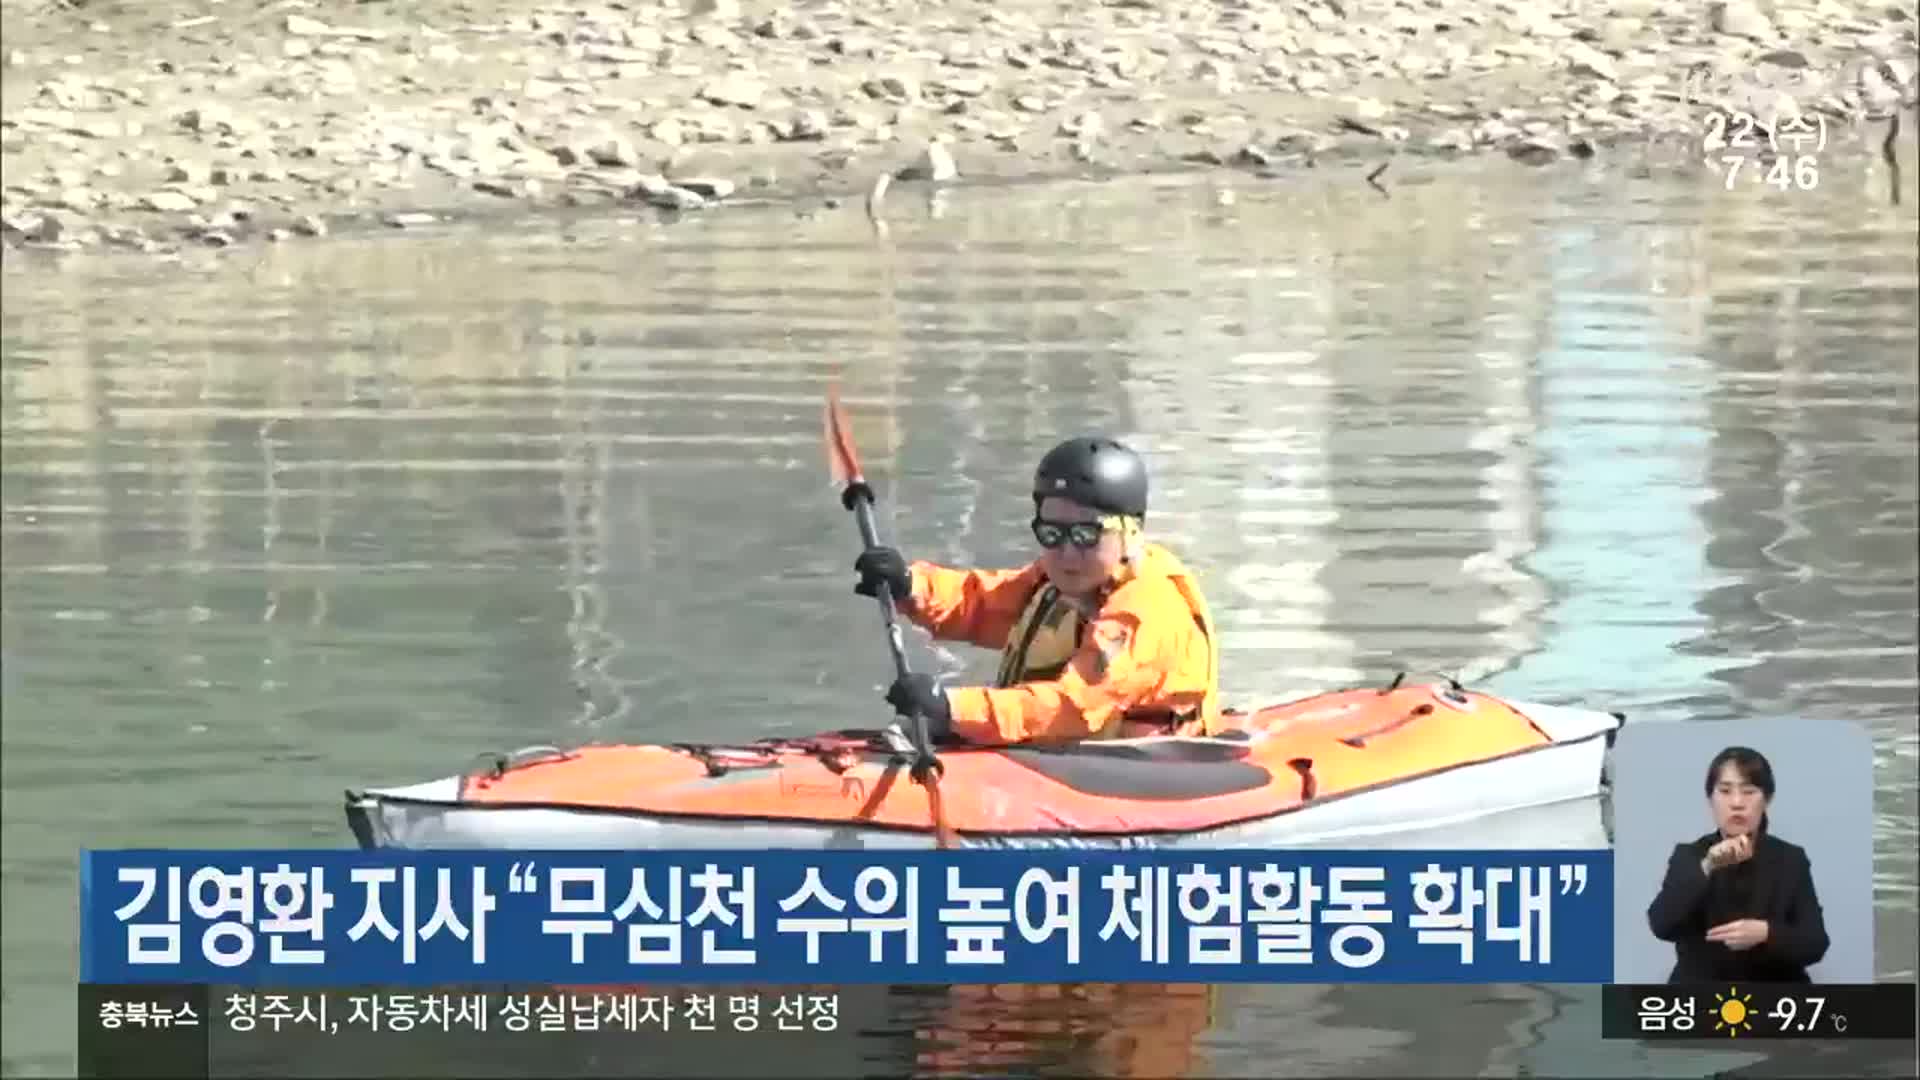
[1714,987,1754,1037]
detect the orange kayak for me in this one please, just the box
[343,681,1623,850]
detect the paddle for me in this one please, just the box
[822,383,958,850]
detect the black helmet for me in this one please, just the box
[1031,436,1148,518]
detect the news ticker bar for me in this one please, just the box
[83,980,1917,1078]
[79,984,881,1080]
[1599,983,1916,1041]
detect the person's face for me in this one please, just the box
[1709,762,1769,836]
[1032,496,1125,596]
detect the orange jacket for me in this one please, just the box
[901,542,1221,744]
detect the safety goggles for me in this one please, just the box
[1031,516,1109,551]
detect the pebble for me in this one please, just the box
[700,74,766,109]
[1710,1,1776,40]
[1506,138,1562,165]
[648,185,707,211]
[140,191,198,212]
[896,137,959,182]
[586,137,639,167]
[1565,42,1620,82]
[1,0,1911,254]
[674,177,736,200]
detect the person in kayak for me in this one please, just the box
[852,435,1220,746]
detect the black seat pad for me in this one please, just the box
[996,739,1271,801]
[1052,739,1253,764]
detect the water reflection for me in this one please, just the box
[1115,176,1566,704]
[903,982,1218,1077]
[4,141,1918,1077]
[1685,190,1920,974]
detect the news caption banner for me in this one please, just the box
[80,849,1613,1077]
[1601,983,1917,1041]
[85,849,1611,985]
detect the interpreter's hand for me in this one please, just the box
[884,673,953,738]
[1702,833,1754,873]
[1706,918,1770,951]
[854,546,913,603]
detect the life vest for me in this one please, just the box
[992,544,1220,736]
[994,582,1085,688]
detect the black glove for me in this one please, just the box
[854,546,913,602]
[884,672,954,739]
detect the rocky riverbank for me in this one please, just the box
[2,0,1914,256]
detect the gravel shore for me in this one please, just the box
[2,0,1914,256]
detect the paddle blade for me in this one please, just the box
[823,382,865,489]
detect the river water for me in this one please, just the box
[3,139,1916,1076]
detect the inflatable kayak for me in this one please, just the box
[343,680,1624,850]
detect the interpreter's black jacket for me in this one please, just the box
[1646,829,1830,984]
